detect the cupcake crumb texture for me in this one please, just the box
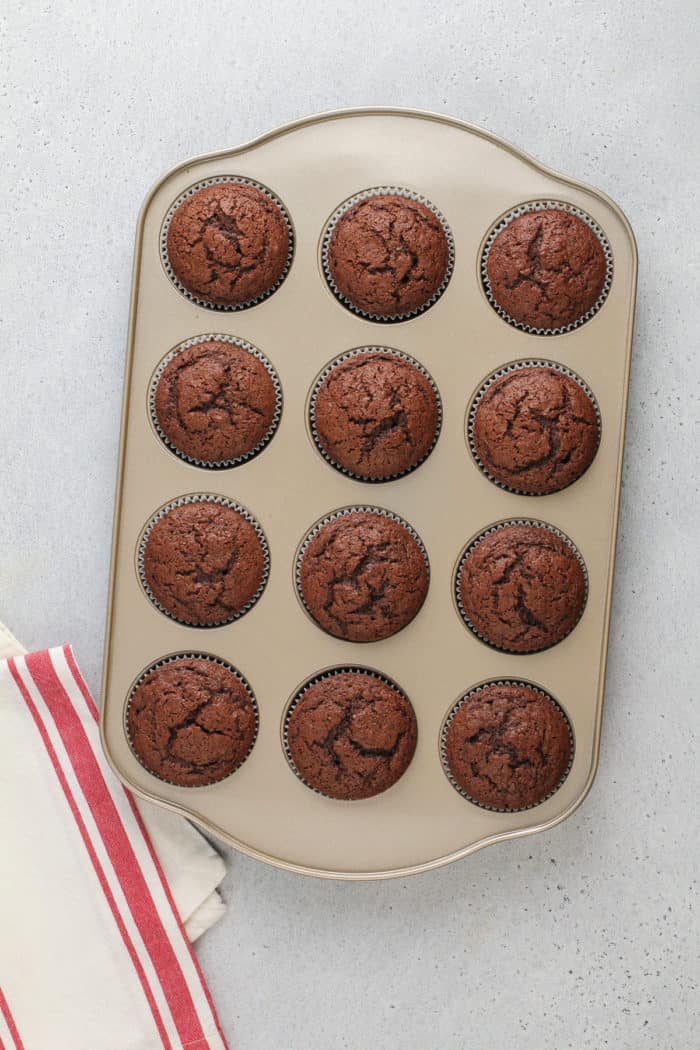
[327,194,450,317]
[128,658,256,787]
[166,183,290,307]
[444,682,572,810]
[458,524,586,653]
[299,511,428,642]
[486,208,607,329]
[286,671,417,800]
[142,501,265,626]
[153,340,278,465]
[472,365,599,494]
[313,351,439,479]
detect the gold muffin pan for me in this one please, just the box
[100,108,637,879]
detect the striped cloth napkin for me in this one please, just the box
[0,637,229,1050]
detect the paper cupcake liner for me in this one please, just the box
[160,175,295,311]
[466,359,602,496]
[439,679,574,812]
[294,505,430,642]
[480,200,613,335]
[282,665,414,800]
[148,334,283,470]
[453,518,589,653]
[321,186,455,323]
[308,346,442,482]
[137,493,270,628]
[124,651,259,788]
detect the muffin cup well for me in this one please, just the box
[466,359,602,496]
[148,334,283,469]
[307,346,442,482]
[480,200,613,335]
[294,505,430,642]
[137,493,270,628]
[160,175,295,311]
[321,186,455,323]
[453,518,589,653]
[439,679,574,812]
[124,651,259,788]
[282,665,416,800]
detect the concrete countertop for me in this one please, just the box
[2,2,698,1047]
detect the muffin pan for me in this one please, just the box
[101,108,637,879]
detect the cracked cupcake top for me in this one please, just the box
[166,183,290,307]
[471,365,599,494]
[312,351,439,479]
[457,523,586,653]
[153,340,278,465]
[298,511,429,642]
[142,501,266,626]
[326,194,450,317]
[443,682,572,810]
[286,671,417,800]
[127,658,257,787]
[485,209,607,330]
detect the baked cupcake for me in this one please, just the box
[325,192,451,318]
[484,206,609,331]
[310,349,440,480]
[456,522,586,653]
[297,509,429,642]
[285,669,417,800]
[165,181,291,307]
[442,681,572,810]
[140,498,267,626]
[470,363,600,494]
[127,656,257,786]
[152,338,280,467]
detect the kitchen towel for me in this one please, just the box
[0,642,228,1050]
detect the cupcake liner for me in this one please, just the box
[439,679,575,812]
[294,505,430,641]
[308,346,443,482]
[480,200,613,335]
[453,518,589,653]
[137,493,270,628]
[466,359,602,495]
[124,651,259,788]
[160,175,295,311]
[321,186,455,323]
[282,665,414,800]
[148,334,283,470]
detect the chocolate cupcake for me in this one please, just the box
[151,337,281,467]
[442,681,573,811]
[285,669,417,800]
[310,349,441,481]
[297,509,429,642]
[140,497,268,627]
[323,190,453,319]
[456,522,587,653]
[164,179,292,308]
[127,655,257,787]
[470,362,600,495]
[483,204,611,332]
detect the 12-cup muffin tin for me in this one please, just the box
[100,108,637,879]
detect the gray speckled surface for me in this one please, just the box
[2,2,699,1047]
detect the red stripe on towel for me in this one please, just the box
[0,985,25,1050]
